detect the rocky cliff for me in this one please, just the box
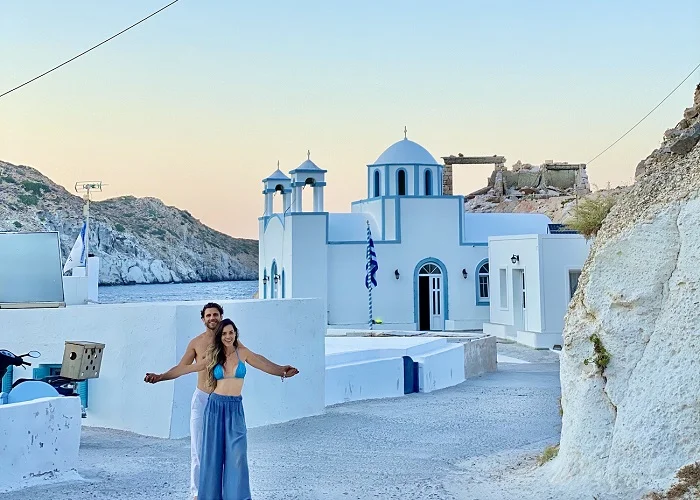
[0,161,258,285]
[549,84,700,497]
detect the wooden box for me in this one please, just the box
[60,341,105,380]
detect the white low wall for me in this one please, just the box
[0,396,82,493]
[325,357,404,406]
[0,298,326,438]
[415,343,465,392]
[483,322,515,340]
[325,337,465,404]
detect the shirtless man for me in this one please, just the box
[144,302,222,500]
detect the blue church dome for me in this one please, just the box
[372,138,440,166]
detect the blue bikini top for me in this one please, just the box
[213,348,246,380]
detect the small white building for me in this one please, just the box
[257,135,555,331]
[483,233,591,349]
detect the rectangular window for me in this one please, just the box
[499,268,507,308]
[479,276,489,299]
[569,270,582,299]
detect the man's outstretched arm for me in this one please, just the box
[144,340,198,383]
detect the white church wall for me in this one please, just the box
[351,198,386,240]
[259,216,286,299]
[327,197,492,330]
[289,214,328,318]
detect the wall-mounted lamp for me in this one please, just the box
[274,274,280,284]
[511,254,520,264]
[462,269,468,279]
[394,269,400,280]
[262,275,269,285]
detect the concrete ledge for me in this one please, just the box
[414,343,466,393]
[445,319,488,331]
[516,330,563,350]
[325,357,403,406]
[0,396,82,493]
[483,322,515,340]
[463,335,497,378]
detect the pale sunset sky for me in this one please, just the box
[1,1,698,239]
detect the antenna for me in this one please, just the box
[73,180,105,284]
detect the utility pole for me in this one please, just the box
[74,181,103,278]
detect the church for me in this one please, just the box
[257,134,553,331]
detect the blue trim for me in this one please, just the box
[289,167,328,174]
[291,180,326,187]
[413,165,419,195]
[270,260,278,298]
[367,168,371,198]
[475,258,490,306]
[281,268,286,298]
[367,162,441,167]
[413,257,450,328]
[384,166,390,196]
[425,169,433,196]
[262,213,284,231]
[397,168,408,196]
[261,196,489,246]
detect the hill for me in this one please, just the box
[0,161,258,285]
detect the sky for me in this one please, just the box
[1,1,698,239]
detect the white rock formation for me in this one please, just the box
[550,84,700,496]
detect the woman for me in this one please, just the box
[181,318,299,499]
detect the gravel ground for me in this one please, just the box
[7,345,566,500]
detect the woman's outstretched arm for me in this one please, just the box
[239,344,299,378]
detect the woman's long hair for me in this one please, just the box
[205,318,239,388]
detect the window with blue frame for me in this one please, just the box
[374,170,381,197]
[425,169,432,196]
[397,169,407,196]
[477,261,489,304]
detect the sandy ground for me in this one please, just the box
[4,343,598,500]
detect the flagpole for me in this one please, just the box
[84,191,90,278]
[366,220,374,331]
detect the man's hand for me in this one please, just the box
[144,372,162,384]
[281,366,299,378]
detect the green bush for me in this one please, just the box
[13,221,22,228]
[21,180,49,196]
[1,175,17,184]
[537,444,559,465]
[18,194,39,206]
[114,223,126,232]
[566,195,615,239]
[583,333,611,374]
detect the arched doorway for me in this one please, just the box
[416,261,445,331]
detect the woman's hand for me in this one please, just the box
[281,365,299,378]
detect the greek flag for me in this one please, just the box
[365,223,378,289]
[63,221,87,274]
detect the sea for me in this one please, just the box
[98,281,258,304]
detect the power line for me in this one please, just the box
[587,61,700,164]
[0,0,180,100]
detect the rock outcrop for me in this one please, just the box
[550,83,700,496]
[0,161,258,285]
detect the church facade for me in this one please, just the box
[258,135,553,331]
